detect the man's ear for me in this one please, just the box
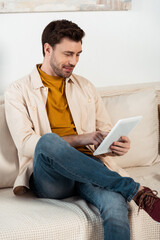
[44,43,52,56]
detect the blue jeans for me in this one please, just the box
[29,133,140,240]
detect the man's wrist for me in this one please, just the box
[62,134,82,147]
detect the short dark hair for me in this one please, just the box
[42,19,85,56]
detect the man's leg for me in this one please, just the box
[29,164,76,199]
[29,133,139,201]
[76,182,130,240]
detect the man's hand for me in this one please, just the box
[110,136,130,156]
[62,131,108,148]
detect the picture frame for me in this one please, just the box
[0,0,132,13]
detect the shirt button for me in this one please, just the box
[88,98,91,103]
[32,106,36,111]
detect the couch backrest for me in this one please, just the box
[0,97,19,188]
[98,82,160,168]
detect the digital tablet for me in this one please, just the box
[93,116,142,156]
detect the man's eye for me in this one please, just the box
[64,53,71,56]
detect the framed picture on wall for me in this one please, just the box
[0,0,131,13]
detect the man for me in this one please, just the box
[5,20,160,240]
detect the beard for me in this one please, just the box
[50,59,74,78]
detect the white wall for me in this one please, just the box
[0,0,160,94]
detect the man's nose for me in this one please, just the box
[69,56,78,66]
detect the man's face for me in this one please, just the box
[48,38,82,78]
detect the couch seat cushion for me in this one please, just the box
[0,189,103,240]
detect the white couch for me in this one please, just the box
[0,82,160,240]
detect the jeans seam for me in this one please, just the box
[127,182,140,202]
[78,186,101,210]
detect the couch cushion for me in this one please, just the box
[0,102,18,188]
[127,162,160,240]
[101,90,159,168]
[0,187,159,240]
[126,162,160,197]
[0,189,103,240]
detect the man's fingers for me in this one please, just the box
[110,141,130,155]
[112,150,124,156]
[92,131,107,147]
[112,145,127,152]
[93,137,102,145]
[109,136,130,156]
[101,131,108,138]
[112,141,130,148]
[94,132,106,143]
[120,136,130,143]
[111,145,129,154]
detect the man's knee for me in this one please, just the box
[37,133,62,147]
[35,133,70,156]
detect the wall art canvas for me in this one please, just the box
[0,0,131,13]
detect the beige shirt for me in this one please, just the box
[5,66,128,195]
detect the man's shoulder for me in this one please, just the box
[5,76,30,100]
[8,74,30,89]
[71,73,95,89]
[71,73,90,82]
[5,67,39,94]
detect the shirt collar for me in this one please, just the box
[31,64,76,89]
[66,75,76,84]
[31,65,45,89]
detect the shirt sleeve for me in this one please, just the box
[4,84,41,159]
[90,82,113,133]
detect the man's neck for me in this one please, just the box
[40,62,56,77]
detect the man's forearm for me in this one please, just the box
[62,133,130,157]
[62,131,108,148]
[62,135,83,146]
